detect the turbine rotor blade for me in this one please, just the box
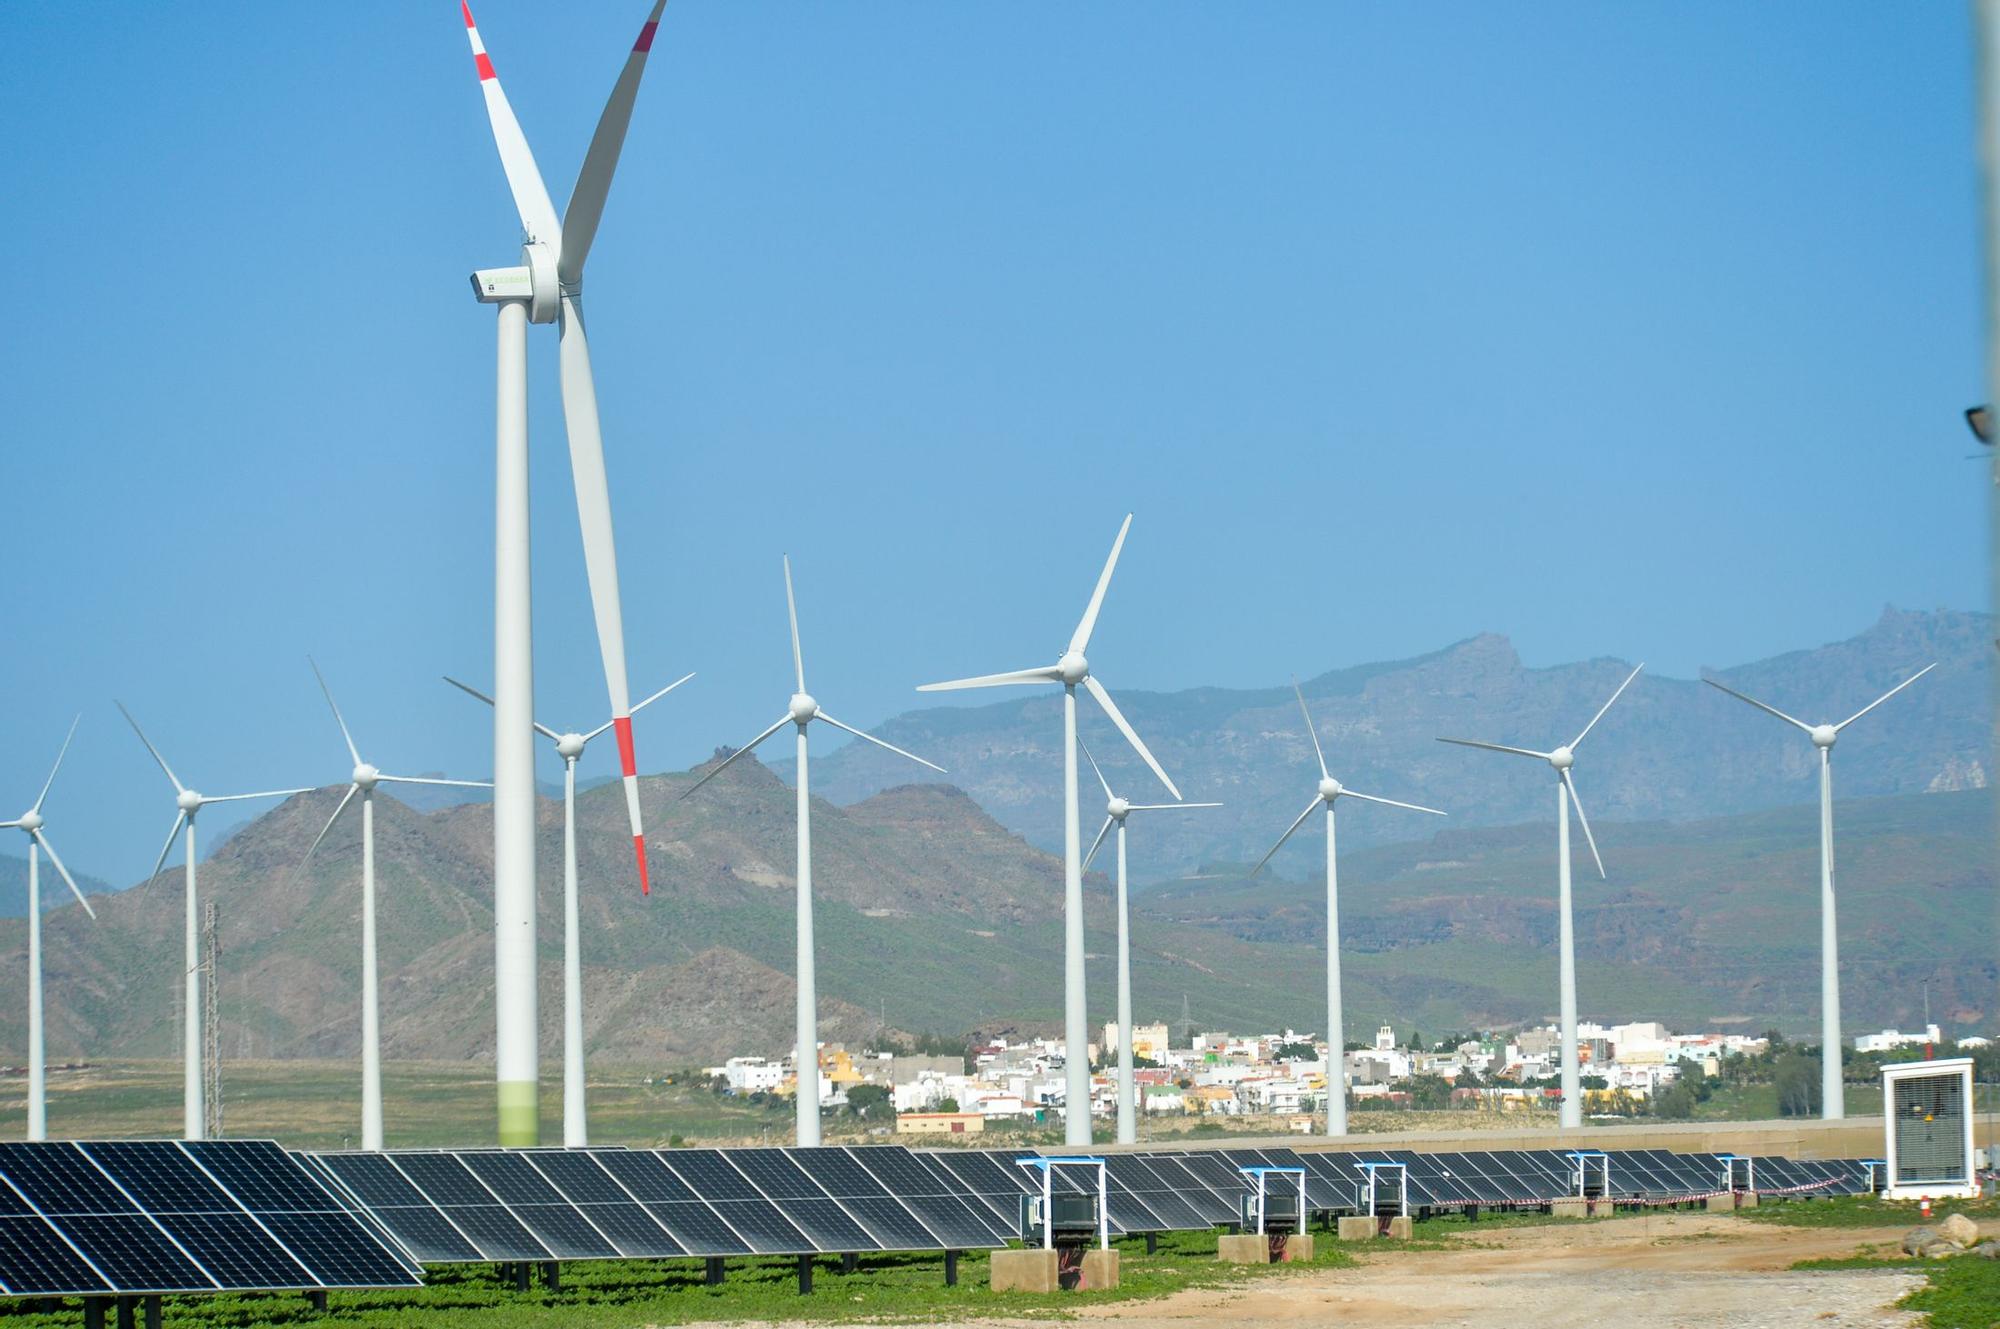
[1701,676,1812,733]
[556,292,647,891]
[1436,737,1551,761]
[32,831,95,919]
[309,657,364,767]
[1128,801,1224,812]
[292,785,359,884]
[141,812,187,896]
[1563,769,1606,879]
[202,788,314,805]
[1571,663,1644,750]
[917,665,1062,692]
[379,776,493,788]
[1068,513,1133,657]
[117,702,184,793]
[459,1,561,246]
[32,715,81,815]
[676,716,791,802]
[1083,817,1114,873]
[1835,662,1938,731]
[1078,738,1115,802]
[1248,798,1320,879]
[814,713,946,773]
[588,671,696,741]
[784,555,806,693]
[444,675,562,742]
[1292,680,1328,779]
[1341,790,1447,816]
[1083,675,1181,800]
[558,0,669,288]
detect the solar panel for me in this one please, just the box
[521,1151,686,1260]
[0,1144,215,1295]
[388,1153,551,1261]
[653,1151,814,1255]
[725,1149,878,1253]
[290,1153,425,1275]
[1102,1155,1207,1231]
[920,1151,1031,1230]
[788,1149,940,1250]
[454,1151,619,1260]
[0,1216,111,1296]
[588,1150,749,1258]
[80,1144,312,1290]
[1140,1154,1241,1224]
[844,1147,1008,1248]
[309,1152,481,1264]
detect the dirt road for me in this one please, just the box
[983,1212,1932,1328]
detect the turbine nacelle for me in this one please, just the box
[176,789,204,815]
[13,810,44,834]
[556,732,587,761]
[789,692,820,726]
[1107,795,1132,821]
[352,763,382,790]
[1318,776,1342,802]
[1811,723,1838,749]
[1548,746,1575,771]
[1057,651,1089,686]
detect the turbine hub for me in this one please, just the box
[1057,651,1089,686]
[790,693,819,725]
[1811,723,1838,749]
[557,732,587,761]
[1108,796,1131,820]
[1549,746,1575,771]
[353,763,381,790]
[176,789,203,814]
[15,810,43,833]
[1319,776,1342,801]
[521,241,561,324]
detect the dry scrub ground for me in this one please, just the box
[918,1212,1936,1329]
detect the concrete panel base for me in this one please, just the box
[1278,1233,1315,1262]
[1079,1248,1119,1290]
[1735,1191,1759,1209]
[1705,1193,1737,1213]
[1385,1215,1414,1240]
[989,1249,1059,1293]
[1551,1198,1602,1219]
[1336,1216,1376,1241]
[1216,1234,1269,1264]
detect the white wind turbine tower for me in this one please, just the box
[1437,664,1642,1130]
[680,556,943,1147]
[120,703,311,1141]
[1249,683,1443,1139]
[292,661,492,1152]
[458,0,667,1146]
[445,669,693,1147]
[919,514,1181,1145]
[1078,740,1217,1145]
[1703,662,1936,1121]
[4,717,96,1141]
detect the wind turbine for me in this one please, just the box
[120,703,311,1141]
[1249,683,1443,1138]
[1702,662,1935,1121]
[1437,664,1642,1129]
[919,514,1180,1145]
[445,669,693,1147]
[1079,740,1217,1145]
[292,661,491,1151]
[680,556,942,1146]
[4,717,96,1141]
[458,0,667,1146]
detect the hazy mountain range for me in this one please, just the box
[0,606,1986,1073]
[814,605,1990,879]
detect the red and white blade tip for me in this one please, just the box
[614,715,649,894]
[461,2,496,80]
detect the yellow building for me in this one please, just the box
[895,1112,985,1137]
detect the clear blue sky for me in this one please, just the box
[0,2,1984,887]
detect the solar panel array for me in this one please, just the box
[301,1145,1012,1264]
[0,1141,419,1298]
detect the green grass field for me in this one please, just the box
[0,1229,1353,1326]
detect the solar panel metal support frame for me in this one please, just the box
[1238,1167,1306,1236]
[1016,1157,1108,1251]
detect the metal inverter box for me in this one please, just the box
[1882,1057,1978,1199]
